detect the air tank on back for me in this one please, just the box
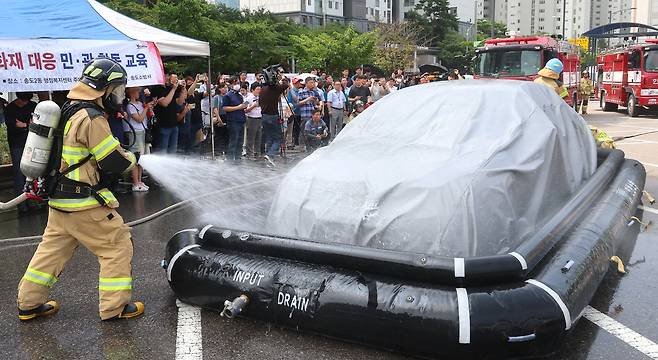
[20,100,61,180]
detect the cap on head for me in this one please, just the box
[80,57,127,91]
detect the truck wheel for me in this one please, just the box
[601,92,618,112]
[627,94,640,117]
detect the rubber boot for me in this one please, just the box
[18,300,60,321]
[104,301,145,320]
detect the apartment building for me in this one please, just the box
[239,0,392,30]
[476,0,636,38]
[632,0,658,27]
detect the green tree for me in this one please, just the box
[476,19,507,40]
[100,0,303,74]
[405,0,458,46]
[438,31,474,71]
[290,27,376,75]
[372,23,420,74]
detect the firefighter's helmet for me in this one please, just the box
[79,58,128,112]
[545,58,564,74]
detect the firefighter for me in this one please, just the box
[578,70,594,114]
[534,58,569,100]
[17,58,144,321]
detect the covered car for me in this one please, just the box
[265,81,597,257]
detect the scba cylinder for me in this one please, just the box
[20,100,61,180]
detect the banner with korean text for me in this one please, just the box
[0,39,165,92]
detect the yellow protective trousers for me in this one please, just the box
[17,206,134,320]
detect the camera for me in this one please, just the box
[261,64,284,86]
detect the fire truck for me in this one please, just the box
[597,39,658,117]
[473,36,581,106]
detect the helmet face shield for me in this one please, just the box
[103,84,126,112]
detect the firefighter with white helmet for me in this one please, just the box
[17,58,143,321]
[534,58,570,100]
[578,70,594,114]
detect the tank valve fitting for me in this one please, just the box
[221,295,249,319]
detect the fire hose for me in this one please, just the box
[0,175,283,250]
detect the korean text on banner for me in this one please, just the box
[0,39,165,92]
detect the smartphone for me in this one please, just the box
[189,103,196,109]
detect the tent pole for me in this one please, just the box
[208,55,215,160]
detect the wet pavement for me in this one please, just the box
[1,102,658,359]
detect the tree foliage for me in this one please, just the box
[372,23,420,74]
[100,0,306,75]
[437,31,474,71]
[290,27,376,75]
[405,0,458,47]
[476,19,508,40]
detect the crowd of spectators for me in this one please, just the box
[0,65,466,204]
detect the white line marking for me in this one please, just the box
[641,162,658,168]
[639,205,658,216]
[526,279,572,330]
[583,306,658,359]
[176,299,203,360]
[456,288,470,344]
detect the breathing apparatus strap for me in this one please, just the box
[49,101,113,207]
[28,122,62,138]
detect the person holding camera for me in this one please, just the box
[152,73,184,154]
[259,68,289,166]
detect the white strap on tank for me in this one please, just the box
[508,252,528,270]
[167,244,201,282]
[526,279,572,330]
[456,288,471,344]
[199,224,214,239]
[454,258,465,278]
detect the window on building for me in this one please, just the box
[308,0,311,6]
[376,0,380,7]
[375,9,380,20]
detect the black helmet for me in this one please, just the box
[80,57,127,111]
[80,57,127,90]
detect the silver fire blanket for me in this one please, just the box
[266,80,596,257]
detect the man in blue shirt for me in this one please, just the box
[297,77,323,150]
[222,76,247,162]
[304,110,328,151]
[286,78,303,148]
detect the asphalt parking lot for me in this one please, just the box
[1,101,657,360]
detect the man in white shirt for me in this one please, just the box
[244,84,262,160]
[326,81,347,139]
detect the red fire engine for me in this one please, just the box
[473,36,581,106]
[597,39,658,117]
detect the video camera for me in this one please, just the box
[261,64,285,86]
